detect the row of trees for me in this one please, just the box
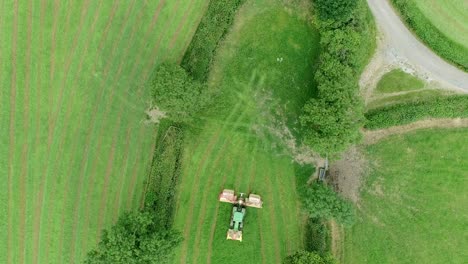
[300,0,374,155]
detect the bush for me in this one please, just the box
[149,64,211,123]
[391,0,468,70]
[313,0,357,22]
[181,0,245,81]
[305,218,331,255]
[300,0,374,155]
[284,250,337,264]
[84,211,182,264]
[300,181,355,226]
[365,95,468,129]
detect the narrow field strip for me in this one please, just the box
[17,1,34,262]
[7,1,19,262]
[264,163,282,263]
[33,0,100,261]
[40,2,108,262]
[190,139,234,263]
[205,145,240,264]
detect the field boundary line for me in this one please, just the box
[190,139,232,263]
[54,0,141,260]
[205,143,240,264]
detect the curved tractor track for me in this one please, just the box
[361,0,468,100]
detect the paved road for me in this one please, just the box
[367,0,468,91]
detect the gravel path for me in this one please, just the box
[361,0,468,100]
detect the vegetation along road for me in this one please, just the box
[365,0,468,91]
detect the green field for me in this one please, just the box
[343,129,468,263]
[172,1,320,263]
[0,0,209,263]
[375,69,424,93]
[413,0,468,49]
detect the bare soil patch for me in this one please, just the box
[329,146,369,204]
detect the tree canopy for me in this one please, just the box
[150,64,211,123]
[300,182,355,226]
[313,0,357,21]
[84,211,182,264]
[284,250,337,264]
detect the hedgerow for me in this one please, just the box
[181,0,245,81]
[365,95,468,129]
[300,0,375,155]
[391,0,468,71]
[144,125,184,228]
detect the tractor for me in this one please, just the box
[218,189,263,242]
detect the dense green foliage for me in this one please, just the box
[84,211,182,264]
[144,125,183,228]
[391,0,468,70]
[313,0,356,21]
[300,0,374,155]
[376,69,424,93]
[344,130,468,263]
[85,126,185,263]
[300,181,355,226]
[365,95,468,129]
[284,250,337,264]
[304,218,331,255]
[150,64,211,123]
[181,0,246,81]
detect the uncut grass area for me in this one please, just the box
[343,129,468,264]
[375,69,424,93]
[0,0,209,263]
[173,1,320,264]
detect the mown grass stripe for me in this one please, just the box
[7,1,18,263]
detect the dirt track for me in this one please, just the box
[361,0,468,100]
[364,118,468,145]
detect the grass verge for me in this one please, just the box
[375,69,424,93]
[391,0,468,70]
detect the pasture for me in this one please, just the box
[342,129,468,263]
[172,1,320,263]
[0,0,209,263]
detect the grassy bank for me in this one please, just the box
[375,69,424,93]
[343,129,468,263]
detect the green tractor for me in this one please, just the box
[218,189,263,242]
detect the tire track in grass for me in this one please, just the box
[73,0,175,257]
[18,1,33,262]
[53,1,141,260]
[79,0,173,251]
[189,138,232,264]
[205,143,240,264]
[178,128,223,264]
[97,0,121,51]
[167,0,197,50]
[273,163,293,254]
[37,1,106,262]
[264,162,282,263]
[47,0,60,123]
[30,0,47,261]
[32,0,94,261]
[178,100,247,264]
[7,1,18,263]
[177,0,211,63]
